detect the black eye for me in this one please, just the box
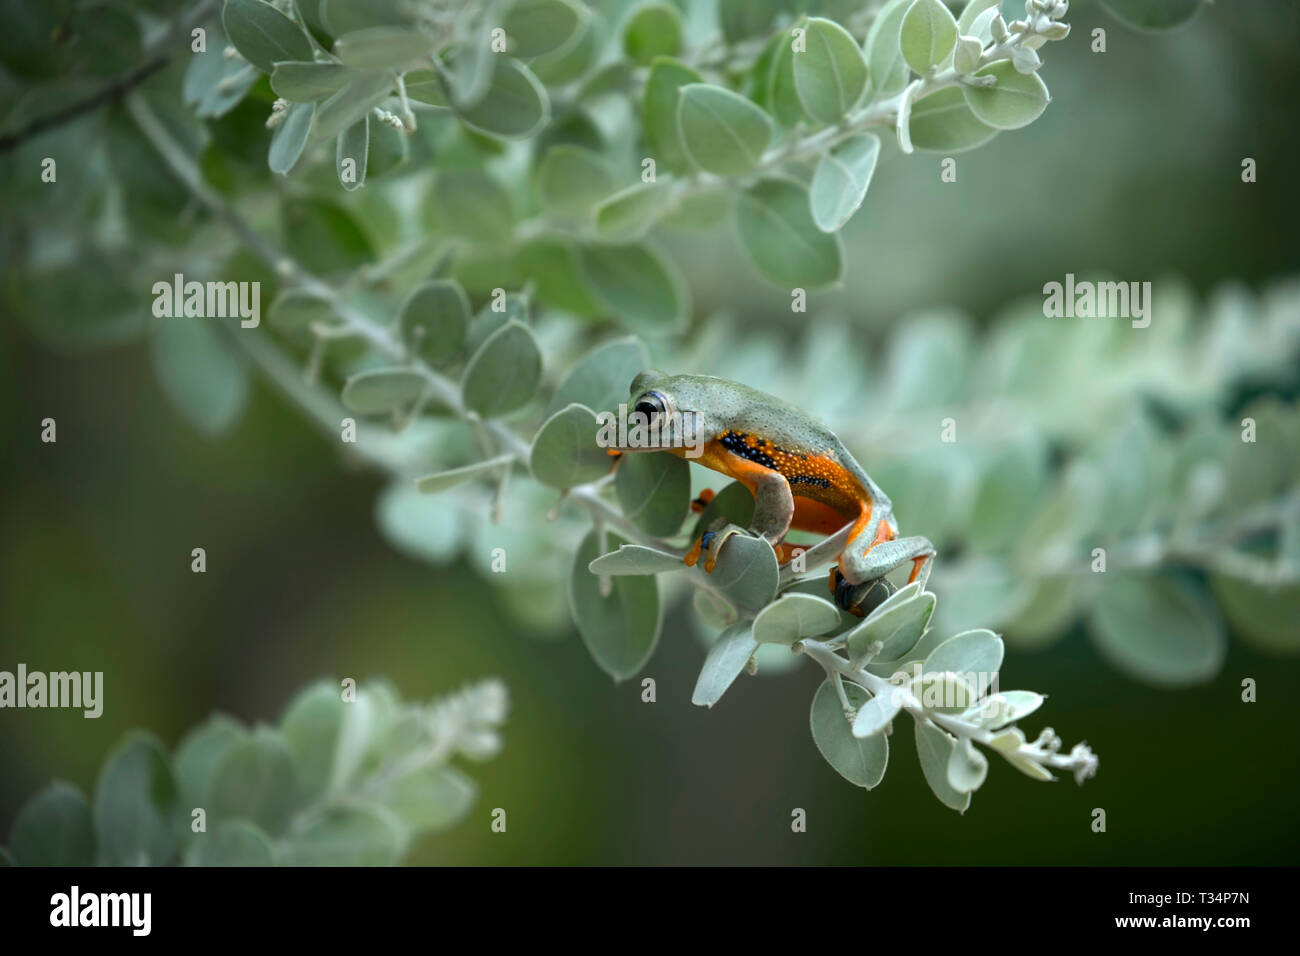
[634,393,665,419]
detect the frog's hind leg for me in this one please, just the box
[830,503,934,614]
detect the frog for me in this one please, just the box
[613,370,934,616]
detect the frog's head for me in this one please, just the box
[616,369,711,458]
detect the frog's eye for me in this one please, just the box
[633,391,667,422]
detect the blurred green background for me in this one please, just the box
[2,0,1299,864]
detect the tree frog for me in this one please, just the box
[617,371,934,616]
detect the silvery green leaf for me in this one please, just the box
[615,450,691,537]
[691,622,757,707]
[735,178,843,288]
[908,86,997,152]
[336,114,369,190]
[571,530,661,680]
[845,582,935,663]
[811,680,888,787]
[961,60,1049,130]
[764,29,808,128]
[642,57,702,174]
[375,480,464,563]
[1011,44,1042,74]
[223,0,313,74]
[952,35,982,74]
[914,718,970,812]
[866,0,912,95]
[792,17,869,125]
[380,765,476,835]
[429,169,515,242]
[454,57,549,139]
[268,101,314,173]
[461,321,543,418]
[922,627,1004,698]
[334,26,435,68]
[341,367,427,415]
[900,0,958,74]
[588,544,685,575]
[910,670,978,713]
[530,403,611,489]
[708,534,780,613]
[956,0,1000,35]
[415,455,514,494]
[752,593,841,645]
[809,133,880,233]
[272,62,353,102]
[676,83,773,177]
[312,71,395,142]
[1090,573,1226,687]
[947,737,988,793]
[962,690,1046,729]
[400,278,469,365]
[851,686,901,739]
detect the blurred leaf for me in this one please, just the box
[341,367,427,414]
[268,289,334,343]
[454,57,549,139]
[531,7,602,83]
[515,237,603,314]
[462,321,543,417]
[279,682,345,805]
[400,279,469,365]
[811,680,888,786]
[677,83,773,176]
[271,62,354,102]
[173,715,248,811]
[577,241,689,332]
[207,727,299,836]
[192,820,275,866]
[376,479,464,561]
[719,0,780,44]
[335,26,435,68]
[643,57,702,174]
[381,766,476,835]
[505,0,585,59]
[282,197,375,273]
[623,2,682,65]
[530,403,611,488]
[570,530,661,680]
[735,178,843,288]
[1099,0,1203,31]
[793,17,869,125]
[282,806,404,865]
[269,101,315,173]
[1090,573,1227,686]
[547,337,648,418]
[594,181,676,242]
[914,719,970,812]
[753,593,841,645]
[1210,576,1300,656]
[321,0,411,34]
[223,0,314,73]
[962,61,1049,130]
[336,114,369,189]
[809,133,880,232]
[766,30,809,128]
[866,0,913,96]
[430,169,515,242]
[692,622,757,707]
[900,0,958,75]
[94,733,179,866]
[9,782,94,866]
[536,145,616,218]
[150,318,251,437]
[615,451,691,536]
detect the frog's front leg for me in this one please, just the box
[685,461,793,573]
